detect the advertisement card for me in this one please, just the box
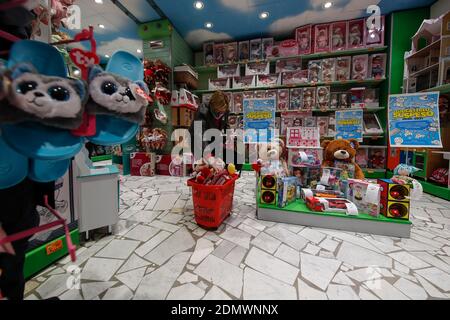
[243,98,276,143]
[335,110,364,142]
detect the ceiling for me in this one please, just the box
[68,0,436,57]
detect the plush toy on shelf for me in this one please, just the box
[257,139,289,177]
[321,139,365,180]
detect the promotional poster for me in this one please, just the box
[243,98,276,143]
[335,110,364,142]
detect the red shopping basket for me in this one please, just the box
[187,175,239,229]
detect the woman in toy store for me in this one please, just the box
[189,91,243,173]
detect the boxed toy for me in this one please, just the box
[317,86,331,110]
[245,61,270,76]
[233,76,256,89]
[335,56,351,81]
[282,70,308,85]
[350,87,365,108]
[331,21,347,51]
[130,152,156,177]
[239,41,250,61]
[228,115,243,129]
[319,167,343,190]
[339,92,351,109]
[204,42,215,65]
[276,58,302,73]
[289,88,303,110]
[277,89,290,111]
[348,179,381,217]
[280,111,312,135]
[172,106,195,127]
[292,166,322,189]
[365,15,385,47]
[233,92,244,113]
[308,60,322,82]
[352,54,369,80]
[317,117,330,136]
[224,42,238,63]
[277,177,297,208]
[243,91,257,100]
[289,148,322,167]
[328,115,336,136]
[369,53,387,79]
[314,24,331,53]
[279,39,299,57]
[330,92,339,109]
[368,147,386,169]
[355,147,369,169]
[296,24,312,54]
[209,78,230,90]
[214,43,225,64]
[286,126,320,148]
[250,39,262,60]
[347,19,365,49]
[333,161,356,180]
[257,74,281,87]
[364,88,379,108]
[363,113,383,135]
[217,64,240,78]
[262,38,274,60]
[303,116,317,127]
[303,87,316,110]
[266,42,280,59]
[224,92,233,109]
[321,58,336,82]
[264,89,277,100]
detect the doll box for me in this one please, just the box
[369,53,387,80]
[203,42,215,65]
[262,38,274,60]
[331,21,347,52]
[347,19,365,49]
[296,24,312,55]
[131,152,156,177]
[224,42,238,63]
[233,76,256,89]
[232,92,244,113]
[250,39,263,61]
[277,89,290,111]
[350,87,366,108]
[217,64,240,79]
[282,70,309,85]
[239,41,250,61]
[245,61,270,76]
[308,60,322,83]
[214,43,226,64]
[276,58,302,74]
[209,78,230,90]
[257,74,281,87]
[314,24,331,53]
[289,88,303,110]
[278,39,299,57]
[277,177,298,208]
[352,54,369,81]
[347,179,381,217]
[335,56,351,81]
[288,148,323,167]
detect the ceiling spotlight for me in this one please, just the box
[259,12,269,19]
[98,24,105,29]
[205,22,213,29]
[194,1,204,10]
[94,0,103,4]
[323,2,333,9]
[137,49,142,53]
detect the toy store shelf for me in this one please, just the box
[257,201,411,238]
[408,63,440,78]
[193,78,386,94]
[422,83,450,94]
[195,46,388,73]
[406,39,441,60]
[363,169,386,179]
[419,179,450,201]
[321,134,384,140]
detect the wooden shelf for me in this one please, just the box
[406,39,441,59]
[408,62,439,78]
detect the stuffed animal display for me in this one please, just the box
[257,139,289,177]
[192,156,236,185]
[321,139,365,180]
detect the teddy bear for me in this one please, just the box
[321,139,364,180]
[255,139,289,177]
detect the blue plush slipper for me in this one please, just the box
[0,135,28,189]
[28,159,71,183]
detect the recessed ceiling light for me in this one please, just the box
[94,0,103,4]
[98,24,105,29]
[259,12,269,19]
[193,1,204,10]
[205,22,213,29]
[323,2,333,9]
[137,49,142,53]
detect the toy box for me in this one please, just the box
[260,174,278,205]
[347,19,365,49]
[322,58,336,82]
[280,111,312,135]
[209,78,230,90]
[368,147,386,169]
[262,38,274,60]
[264,89,277,100]
[228,115,243,129]
[350,87,365,108]
[233,76,256,89]
[352,54,369,80]
[306,196,358,215]
[369,53,387,79]
[224,42,238,63]
[317,86,330,110]
[245,61,270,76]
[130,152,156,177]
[314,24,331,53]
[355,147,369,169]
[279,39,299,57]
[328,115,336,136]
[286,126,320,148]
[303,116,317,127]
[347,179,381,217]
[233,92,244,113]
[296,24,312,55]
[277,89,290,111]
[308,60,322,83]
[282,70,308,85]
[172,106,195,127]
[203,42,215,65]
[178,88,197,107]
[333,161,356,180]
[339,92,351,109]
[250,39,262,60]
[364,88,379,108]
[239,41,250,61]
[289,148,322,167]
[317,116,330,136]
[292,166,322,189]
[243,91,257,100]
[378,179,411,220]
[170,90,179,106]
[303,87,316,110]
[319,167,343,189]
[218,64,240,78]
[257,74,281,87]
[365,15,385,47]
[363,113,383,135]
[214,43,225,64]
[276,58,302,73]
[289,88,303,110]
[330,92,339,109]
[331,21,347,51]
[335,56,351,81]
[277,177,297,208]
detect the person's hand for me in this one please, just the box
[0,225,15,256]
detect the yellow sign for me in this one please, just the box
[393,108,434,119]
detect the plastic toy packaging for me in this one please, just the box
[277,89,290,111]
[364,88,379,108]
[203,42,215,65]
[289,88,303,110]
[239,41,250,61]
[264,90,277,100]
[296,25,312,55]
[314,24,331,53]
[293,166,322,188]
[276,58,302,73]
[217,64,240,78]
[262,38,274,60]
[282,70,308,85]
[214,43,225,64]
[339,92,350,109]
[369,53,386,79]
[308,60,322,82]
[330,92,339,109]
[365,15,385,47]
[347,19,365,49]
[277,177,297,208]
[233,92,244,113]
[348,179,381,217]
[224,42,238,63]
[352,54,368,80]
[335,56,351,81]
[289,148,322,167]
[350,87,365,108]
[250,39,262,60]
[321,58,336,82]
[331,21,347,51]
[257,74,280,87]
[320,167,343,190]
[303,87,316,110]
[355,148,369,168]
[317,86,330,111]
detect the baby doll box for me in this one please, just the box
[296,25,312,55]
[130,152,156,177]
[233,76,256,89]
[245,62,270,76]
[174,64,199,90]
[278,39,299,57]
[257,74,281,87]
[208,78,230,90]
[217,64,240,79]
[314,24,331,53]
[347,19,366,49]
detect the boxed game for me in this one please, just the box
[364,88,380,108]
[369,53,387,79]
[257,74,281,87]
[214,43,225,64]
[352,54,369,80]
[296,24,313,55]
[250,39,262,60]
[232,92,244,113]
[209,78,230,90]
[293,166,322,189]
[317,86,331,110]
[308,60,322,82]
[239,41,250,61]
[131,152,156,177]
[321,58,336,82]
[276,58,302,73]
[368,147,386,169]
[335,56,351,81]
[330,92,339,109]
[277,177,298,208]
[203,41,215,65]
[289,88,303,110]
[233,76,256,89]
[289,148,322,167]
[224,42,238,63]
[355,147,369,169]
[282,70,308,85]
[339,92,351,109]
[365,15,385,47]
[314,23,331,53]
[347,19,365,49]
[245,61,270,76]
[348,179,381,217]
[317,117,330,136]
[331,21,347,51]
[279,39,299,57]
[277,89,290,111]
[262,38,274,60]
[350,87,365,108]
[363,113,383,135]
[303,87,316,110]
[217,64,240,78]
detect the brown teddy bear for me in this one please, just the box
[321,139,365,180]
